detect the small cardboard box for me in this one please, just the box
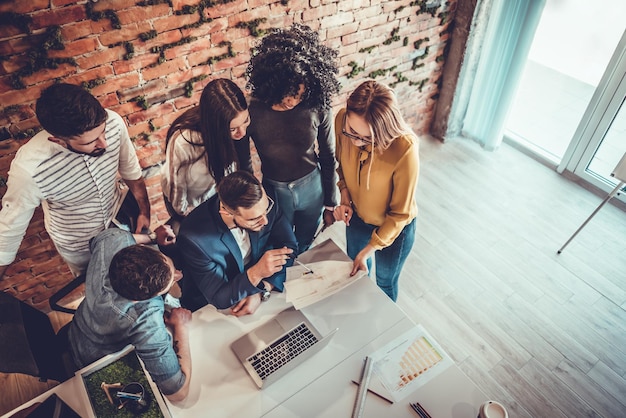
[76,345,172,418]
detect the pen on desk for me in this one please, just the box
[352,356,374,418]
[350,380,393,404]
[294,259,314,275]
[410,402,432,418]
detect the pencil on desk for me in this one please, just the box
[410,402,432,418]
[350,380,393,404]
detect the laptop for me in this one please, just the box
[231,307,338,388]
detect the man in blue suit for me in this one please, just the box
[177,171,297,315]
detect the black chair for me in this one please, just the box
[48,274,85,314]
[0,291,75,382]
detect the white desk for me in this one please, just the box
[3,239,486,418]
[167,239,486,417]
[167,274,409,417]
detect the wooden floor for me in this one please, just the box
[323,136,626,418]
[396,136,626,418]
[2,136,625,417]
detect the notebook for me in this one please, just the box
[231,307,338,388]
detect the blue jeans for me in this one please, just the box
[346,214,416,301]
[264,168,323,254]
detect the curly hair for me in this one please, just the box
[109,245,172,301]
[245,24,341,111]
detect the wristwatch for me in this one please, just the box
[258,281,271,302]
[148,231,157,244]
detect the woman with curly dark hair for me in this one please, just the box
[245,24,341,253]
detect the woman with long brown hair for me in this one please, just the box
[161,78,251,232]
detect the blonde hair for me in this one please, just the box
[346,80,416,152]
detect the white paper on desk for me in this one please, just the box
[285,260,367,309]
[369,325,454,402]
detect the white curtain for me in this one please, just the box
[459,0,545,150]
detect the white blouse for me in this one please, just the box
[161,129,234,217]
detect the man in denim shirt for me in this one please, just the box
[69,228,192,402]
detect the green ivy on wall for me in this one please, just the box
[413,37,430,50]
[342,0,448,89]
[85,2,121,29]
[390,72,409,88]
[81,78,107,91]
[368,66,397,79]
[409,78,429,92]
[236,18,268,38]
[347,61,365,79]
[139,30,158,41]
[383,27,401,46]
[137,0,173,6]
[207,41,235,65]
[184,75,208,97]
[9,25,77,90]
[131,96,150,110]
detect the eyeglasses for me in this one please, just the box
[342,113,373,144]
[222,195,274,226]
[243,195,274,225]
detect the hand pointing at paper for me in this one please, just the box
[351,244,375,276]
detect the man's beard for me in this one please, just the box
[67,143,106,157]
[233,218,265,233]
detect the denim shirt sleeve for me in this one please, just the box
[130,300,186,396]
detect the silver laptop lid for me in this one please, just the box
[231,308,337,388]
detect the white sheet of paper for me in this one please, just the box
[285,260,366,309]
[368,325,454,402]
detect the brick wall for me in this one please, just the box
[0,0,456,311]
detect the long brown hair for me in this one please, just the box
[166,79,248,183]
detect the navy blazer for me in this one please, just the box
[177,193,297,312]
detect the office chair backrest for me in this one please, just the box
[0,291,72,382]
[49,274,85,314]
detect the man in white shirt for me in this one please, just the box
[0,83,151,278]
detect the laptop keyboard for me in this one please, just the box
[247,322,319,381]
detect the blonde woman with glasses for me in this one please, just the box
[333,80,420,301]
